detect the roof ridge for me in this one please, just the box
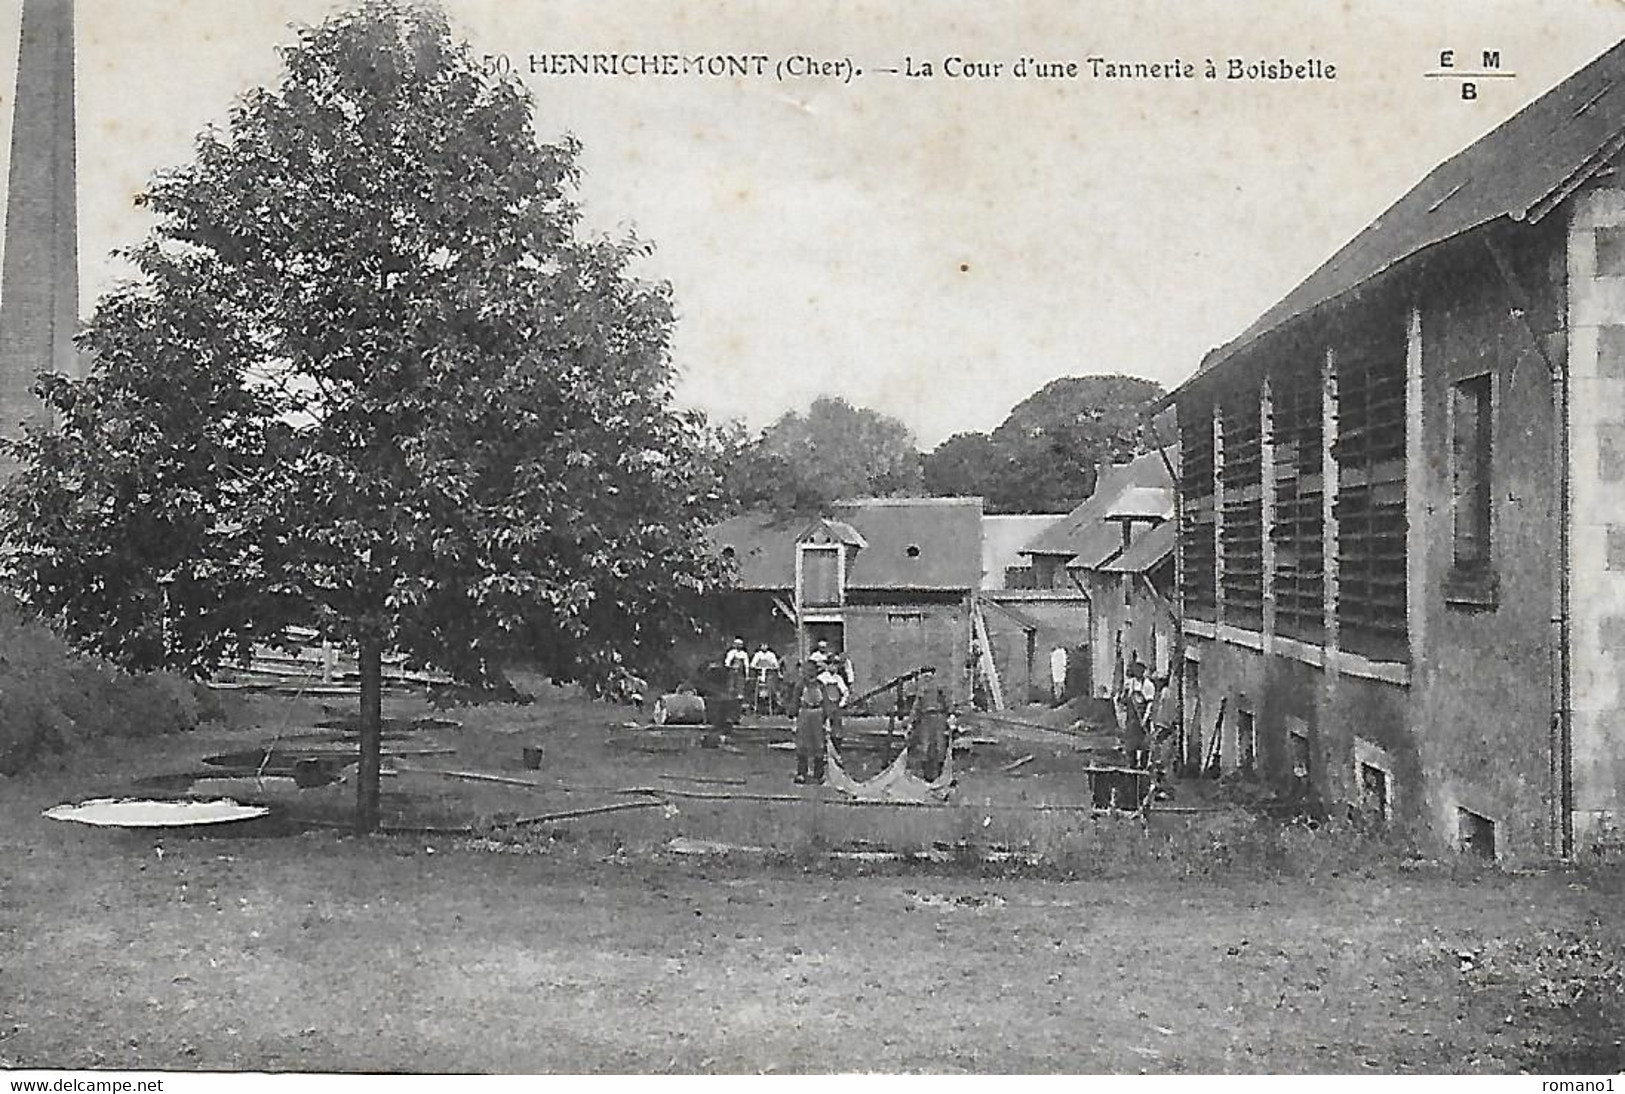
[1187,37,1625,382]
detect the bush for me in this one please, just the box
[0,606,206,775]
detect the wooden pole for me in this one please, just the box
[357,637,383,833]
[510,800,665,826]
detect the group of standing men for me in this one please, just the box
[722,636,855,785]
[787,641,856,785]
[1116,657,1176,776]
[723,637,788,714]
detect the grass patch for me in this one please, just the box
[469,792,1431,881]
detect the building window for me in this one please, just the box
[1181,659,1200,773]
[1221,395,1264,632]
[1596,226,1625,277]
[1004,565,1038,590]
[887,612,924,632]
[1179,408,1217,621]
[1358,763,1389,825]
[1457,807,1496,860]
[1446,373,1496,606]
[1289,726,1311,776]
[1333,327,1409,662]
[800,546,841,607]
[1270,366,1325,643]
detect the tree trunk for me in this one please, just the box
[356,637,383,833]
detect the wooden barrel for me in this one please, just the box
[652,693,707,726]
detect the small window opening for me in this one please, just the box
[1289,730,1311,783]
[1447,373,1496,607]
[720,545,736,560]
[1457,808,1496,860]
[1359,763,1389,825]
[905,544,921,558]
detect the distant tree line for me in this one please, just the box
[720,375,1165,515]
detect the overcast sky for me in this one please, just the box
[4,0,1624,447]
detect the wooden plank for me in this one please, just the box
[1203,697,1227,776]
[404,768,543,789]
[971,600,1005,711]
[510,800,665,826]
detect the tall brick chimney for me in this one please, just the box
[0,0,78,446]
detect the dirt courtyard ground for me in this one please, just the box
[2,685,1622,1074]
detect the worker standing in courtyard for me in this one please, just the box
[776,644,799,714]
[815,656,851,752]
[1118,659,1154,769]
[835,649,856,689]
[1148,673,1177,787]
[749,642,781,714]
[790,660,826,785]
[1049,646,1068,705]
[912,687,952,782]
[723,636,750,701]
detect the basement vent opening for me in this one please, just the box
[1289,730,1311,780]
[905,544,921,558]
[1359,763,1389,825]
[720,546,736,560]
[1457,807,1496,860]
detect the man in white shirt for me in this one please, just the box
[749,643,781,713]
[1049,646,1068,705]
[1118,659,1154,767]
[723,637,750,700]
[815,660,851,751]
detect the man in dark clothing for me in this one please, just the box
[788,660,826,785]
[912,688,951,782]
[1117,660,1152,768]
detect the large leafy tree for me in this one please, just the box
[722,395,923,513]
[921,431,1004,499]
[1,1,726,830]
[921,374,1164,512]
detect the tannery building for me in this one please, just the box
[708,498,984,703]
[1018,451,1178,701]
[1166,39,1625,860]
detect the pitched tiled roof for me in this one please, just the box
[708,497,985,591]
[1020,452,1173,559]
[709,512,802,589]
[1100,520,1176,575]
[1190,38,1625,384]
[833,497,983,589]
